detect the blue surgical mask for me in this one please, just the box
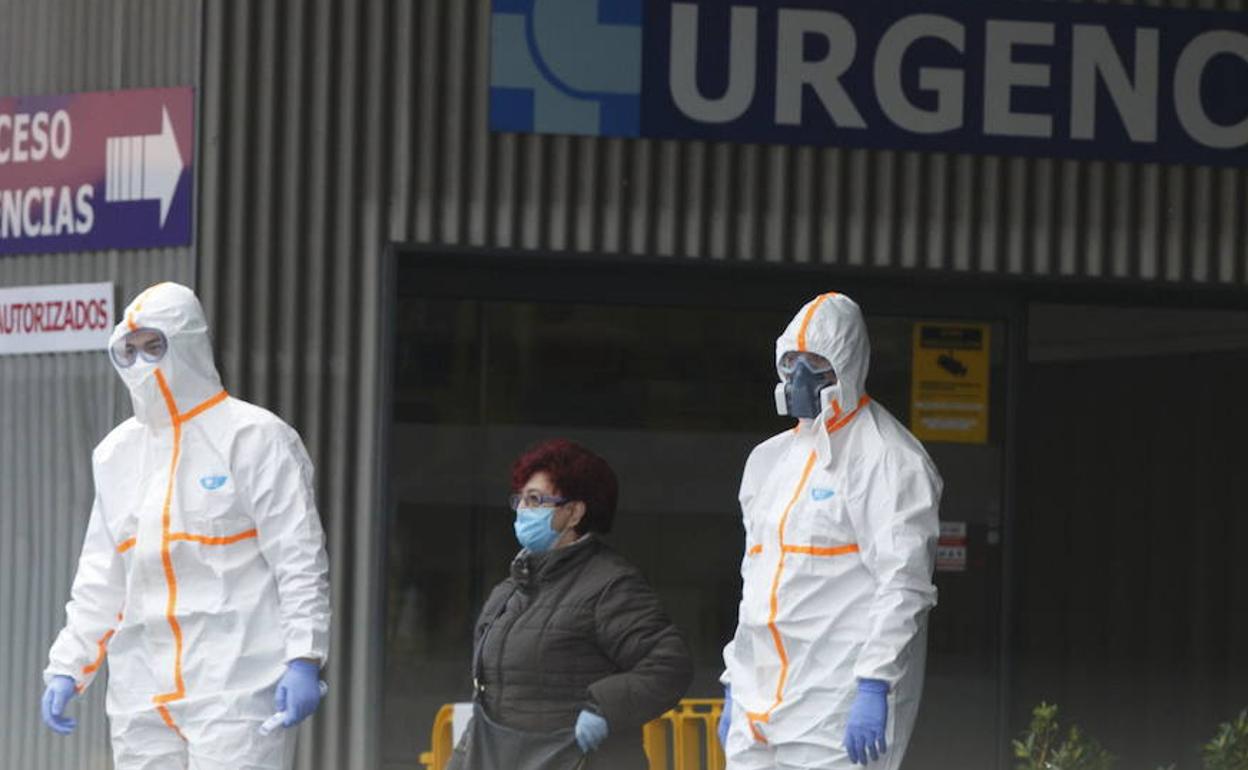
[514,507,561,553]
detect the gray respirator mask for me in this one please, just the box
[774,352,838,419]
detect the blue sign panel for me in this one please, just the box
[490,0,1248,167]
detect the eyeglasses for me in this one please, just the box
[778,350,835,376]
[508,491,569,511]
[110,328,168,369]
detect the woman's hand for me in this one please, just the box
[575,709,609,752]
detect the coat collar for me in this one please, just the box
[510,535,599,590]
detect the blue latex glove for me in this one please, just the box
[275,659,323,728]
[718,684,732,747]
[843,678,889,765]
[574,709,609,753]
[41,675,78,735]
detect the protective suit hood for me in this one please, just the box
[109,283,224,427]
[775,292,870,422]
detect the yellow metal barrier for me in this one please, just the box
[420,699,726,770]
[418,704,455,770]
[643,699,726,770]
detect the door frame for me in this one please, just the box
[384,244,1028,768]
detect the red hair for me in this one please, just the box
[510,439,619,535]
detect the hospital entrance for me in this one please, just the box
[378,251,1015,770]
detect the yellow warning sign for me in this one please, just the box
[911,323,990,444]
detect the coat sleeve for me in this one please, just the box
[587,569,694,731]
[44,462,126,692]
[849,448,941,685]
[248,425,332,666]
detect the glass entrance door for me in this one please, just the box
[380,253,1015,770]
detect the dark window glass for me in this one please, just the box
[383,296,1007,770]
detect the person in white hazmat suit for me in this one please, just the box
[39,282,332,770]
[719,293,940,769]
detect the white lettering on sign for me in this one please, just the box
[1070,26,1159,143]
[669,3,758,123]
[0,105,92,244]
[775,9,866,128]
[875,15,966,134]
[52,110,72,158]
[940,521,968,540]
[0,282,114,355]
[0,184,95,238]
[664,7,1246,152]
[0,109,72,165]
[936,545,967,572]
[13,114,29,162]
[936,520,969,572]
[1174,30,1248,149]
[984,20,1056,138]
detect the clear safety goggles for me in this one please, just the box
[778,350,834,378]
[110,328,168,368]
[508,491,569,511]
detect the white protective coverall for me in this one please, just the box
[44,282,331,770]
[722,293,941,770]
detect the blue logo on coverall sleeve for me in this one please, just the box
[490,0,643,137]
[200,475,228,491]
[811,487,836,501]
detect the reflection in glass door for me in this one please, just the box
[381,266,1011,770]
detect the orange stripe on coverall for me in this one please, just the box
[179,390,228,422]
[743,450,862,742]
[782,543,860,557]
[742,450,818,739]
[75,612,125,694]
[748,718,768,744]
[149,370,231,736]
[796,293,836,352]
[75,629,118,693]
[168,529,258,546]
[152,399,187,710]
[157,705,187,741]
[826,395,871,434]
[81,629,116,677]
[124,283,171,331]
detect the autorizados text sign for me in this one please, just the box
[490,0,1248,167]
[0,87,193,256]
[0,282,114,355]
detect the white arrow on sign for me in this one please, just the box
[104,106,185,227]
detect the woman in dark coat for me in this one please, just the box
[450,439,694,770]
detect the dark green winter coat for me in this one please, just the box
[459,536,693,770]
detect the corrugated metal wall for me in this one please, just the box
[0,1,199,768]
[0,0,389,766]
[396,0,1248,286]
[196,0,389,768]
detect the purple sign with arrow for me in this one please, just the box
[0,87,193,257]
